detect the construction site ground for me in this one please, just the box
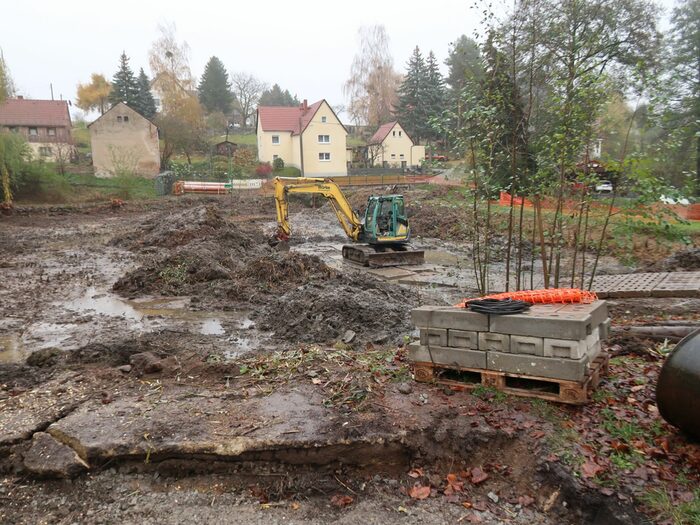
[1,191,699,525]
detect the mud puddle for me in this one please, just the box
[0,335,26,364]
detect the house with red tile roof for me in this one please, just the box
[0,97,73,162]
[367,121,424,168]
[256,99,347,177]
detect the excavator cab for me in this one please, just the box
[362,195,410,244]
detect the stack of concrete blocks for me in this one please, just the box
[410,301,610,383]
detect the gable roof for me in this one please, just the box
[87,101,156,128]
[257,99,347,136]
[0,98,72,128]
[369,121,398,144]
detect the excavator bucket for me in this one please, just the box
[342,244,425,268]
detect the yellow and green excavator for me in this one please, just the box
[272,176,424,267]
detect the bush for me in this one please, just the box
[273,157,285,171]
[255,162,272,177]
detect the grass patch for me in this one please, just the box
[640,488,700,525]
[215,133,257,146]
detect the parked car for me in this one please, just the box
[595,180,613,193]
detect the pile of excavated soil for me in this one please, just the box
[256,277,419,345]
[642,247,700,272]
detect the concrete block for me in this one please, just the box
[487,351,590,382]
[559,300,608,327]
[448,329,479,350]
[420,328,448,347]
[588,340,602,360]
[411,306,489,331]
[510,335,544,356]
[543,338,587,359]
[586,327,600,349]
[600,318,612,340]
[490,309,592,340]
[479,332,510,352]
[408,342,487,369]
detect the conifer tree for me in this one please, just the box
[108,52,139,107]
[424,51,446,142]
[134,68,157,119]
[395,46,427,142]
[197,56,233,114]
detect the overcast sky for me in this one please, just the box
[0,0,676,124]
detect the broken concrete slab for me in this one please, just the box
[487,351,590,382]
[23,432,88,478]
[408,342,487,369]
[411,306,489,331]
[366,267,416,280]
[448,329,479,350]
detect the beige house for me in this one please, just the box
[367,121,425,168]
[256,99,347,177]
[88,102,160,178]
[0,97,74,162]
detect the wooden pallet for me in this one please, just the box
[412,352,610,405]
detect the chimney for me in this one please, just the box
[17,95,23,100]
[302,99,308,111]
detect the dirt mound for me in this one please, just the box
[256,277,419,345]
[642,247,700,272]
[111,205,238,250]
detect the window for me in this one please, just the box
[321,116,327,123]
[39,146,52,157]
[9,126,18,133]
[28,127,38,136]
[319,152,331,161]
[391,153,396,159]
[273,154,279,160]
[400,154,405,159]
[392,130,396,137]
[399,131,402,137]
[117,116,122,123]
[47,127,56,137]
[318,134,330,143]
[272,135,280,144]
[123,115,129,122]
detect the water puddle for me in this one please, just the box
[0,335,26,364]
[424,250,460,266]
[60,287,251,335]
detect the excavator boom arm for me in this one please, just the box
[273,177,363,242]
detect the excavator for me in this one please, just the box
[272,176,424,267]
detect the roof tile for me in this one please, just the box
[0,98,72,128]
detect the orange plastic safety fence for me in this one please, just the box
[455,288,598,308]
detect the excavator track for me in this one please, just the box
[342,244,425,268]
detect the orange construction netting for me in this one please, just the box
[455,288,598,308]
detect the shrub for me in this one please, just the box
[273,157,285,171]
[255,162,272,177]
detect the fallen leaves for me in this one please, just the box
[581,459,604,479]
[470,467,489,485]
[330,494,354,508]
[444,473,464,496]
[408,485,431,500]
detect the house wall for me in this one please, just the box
[0,125,73,162]
[301,101,347,177]
[89,104,160,178]
[257,122,294,167]
[378,123,420,167]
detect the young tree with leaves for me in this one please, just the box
[134,69,157,119]
[108,52,139,107]
[198,56,233,114]
[76,74,111,115]
[0,50,15,104]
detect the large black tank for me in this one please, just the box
[656,328,700,440]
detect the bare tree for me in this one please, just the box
[343,25,402,127]
[231,72,267,129]
[148,22,196,113]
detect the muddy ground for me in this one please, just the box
[1,191,699,524]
